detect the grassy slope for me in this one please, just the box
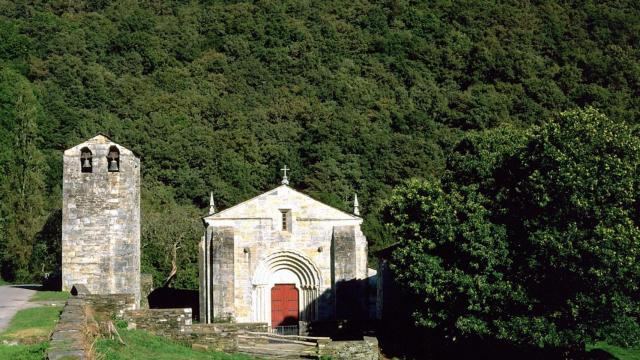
[29,291,70,302]
[96,327,255,360]
[0,306,62,360]
[589,342,640,360]
[0,306,62,341]
[0,343,48,360]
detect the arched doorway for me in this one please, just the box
[251,250,322,328]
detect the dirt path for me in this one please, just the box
[0,285,39,332]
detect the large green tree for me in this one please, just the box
[385,108,640,351]
[140,186,202,290]
[0,68,48,281]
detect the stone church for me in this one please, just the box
[60,135,373,326]
[61,135,141,306]
[199,170,371,330]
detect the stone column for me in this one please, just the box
[331,225,363,319]
[299,287,318,322]
[198,234,207,323]
[300,287,307,321]
[210,227,235,322]
[252,284,269,323]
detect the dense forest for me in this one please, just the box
[0,0,638,290]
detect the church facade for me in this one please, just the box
[199,176,369,329]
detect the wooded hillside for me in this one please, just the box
[0,0,638,287]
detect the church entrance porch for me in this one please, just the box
[252,251,322,330]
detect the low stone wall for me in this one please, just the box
[121,309,379,360]
[190,323,269,352]
[122,308,268,353]
[48,289,378,359]
[320,336,379,360]
[46,297,90,360]
[83,293,136,320]
[46,287,136,359]
[124,308,192,337]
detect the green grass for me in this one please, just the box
[96,327,256,360]
[29,291,70,302]
[588,342,640,360]
[0,278,9,286]
[0,306,62,343]
[0,306,62,360]
[0,342,48,360]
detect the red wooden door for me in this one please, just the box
[271,284,299,328]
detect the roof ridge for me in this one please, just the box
[203,185,360,220]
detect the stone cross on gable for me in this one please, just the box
[281,165,290,185]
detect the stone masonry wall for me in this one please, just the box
[123,307,268,353]
[319,336,379,360]
[211,227,235,321]
[190,323,269,353]
[47,297,90,360]
[83,293,136,320]
[62,135,140,306]
[124,308,192,338]
[332,226,356,282]
[47,286,135,359]
[333,225,367,319]
[200,226,236,323]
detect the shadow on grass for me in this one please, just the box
[10,284,43,291]
[379,331,628,360]
[6,285,70,302]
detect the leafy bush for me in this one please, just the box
[385,108,640,350]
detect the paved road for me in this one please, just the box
[0,285,39,332]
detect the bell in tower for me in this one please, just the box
[107,146,120,172]
[80,147,92,173]
[108,159,119,172]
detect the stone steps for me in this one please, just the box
[237,343,319,359]
[236,333,321,359]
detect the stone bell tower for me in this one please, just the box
[61,134,141,306]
